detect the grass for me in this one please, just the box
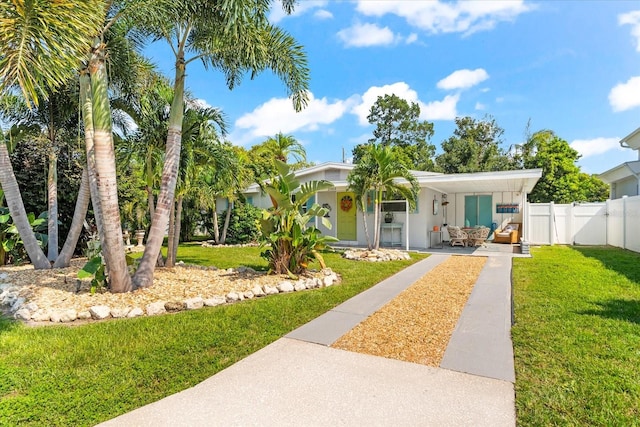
[512,246,640,426]
[0,246,427,426]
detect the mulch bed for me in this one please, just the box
[332,255,486,366]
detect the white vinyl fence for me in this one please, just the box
[526,195,640,253]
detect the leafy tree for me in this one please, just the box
[436,116,512,173]
[522,130,609,203]
[353,94,435,171]
[219,201,262,244]
[258,161,336,277]
[348,144,419,250]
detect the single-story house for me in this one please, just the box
[240,162,542,250]
[598,127,640,199]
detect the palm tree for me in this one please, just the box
[165,104,228,266]
[0,0,103,269]
[347,144,420,250]
[132,0,310,289]
[0,85,79,261]
[264,132,306,163]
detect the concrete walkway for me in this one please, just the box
[99,255,516,427]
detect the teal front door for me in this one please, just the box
[464,195,492,227]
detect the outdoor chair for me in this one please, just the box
[467,226,490,247]
[447,226,468,247]
[493,222,521,244]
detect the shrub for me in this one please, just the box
[220,201,261,244]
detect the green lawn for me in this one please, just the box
[512,246,640,426]
[0,246,426,426]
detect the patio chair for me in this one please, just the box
[467,226,490,247]
[447,226,468,247]
[493,222,521,244]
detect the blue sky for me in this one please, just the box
[149,1,640,174]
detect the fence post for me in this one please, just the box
[569,202,574,245]
[623,196,627,250]
[605,199,609,246]
[549,202,555,245]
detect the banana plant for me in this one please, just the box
[258,161,337,277]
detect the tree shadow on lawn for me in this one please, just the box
[573,246,640,287]
[0,314,20,335]
[578,299,640,325]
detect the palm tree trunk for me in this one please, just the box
[0,143,50,269]
[47,105,59,261]
[171,195,183,263]
[133,51,186,288]
[212,209,220,243]
[89,39,132,293]
[79,72,104,241]
[47,146,59,261]
[166,199,176,267]
[360,202,372,250]
[373,191,381,250]
[220,199,232,244]
[53,168,90,268]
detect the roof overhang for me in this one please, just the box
[598,161,640,183]
[620,127,640,150]
[417,169,543,194]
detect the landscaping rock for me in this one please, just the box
[111,307,131,318]
[11,297,25,312]
[226,292,240,302]
[251,285,265,297]
[146,302,166,316]
[263,285,279,295]
[277,281,294,293]
[24,302,39,312]
[50,309,77,323]
[203,296,226,307]
[14,308,31,321]
[127,307,144,318]
[31,309,51,322]
[243,290,254,299]
[184,297,204,310]
[90,305,111,320]
[294,281,307,291]
[323,276,335,287]
[164,301,183,312]
[77,311,92,320]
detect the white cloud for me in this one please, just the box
[437,68,489,90]
[314,9,333,20]
[475,102,486,110]
[405,33,418,44]
[609,76,640,112]
[269,1,328,23]
[337,23,398,47]
[619,10,640,51]
[570,137,622,158]
[420,94,459,120]
[356,0,532,36]
[233,92,355,145]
